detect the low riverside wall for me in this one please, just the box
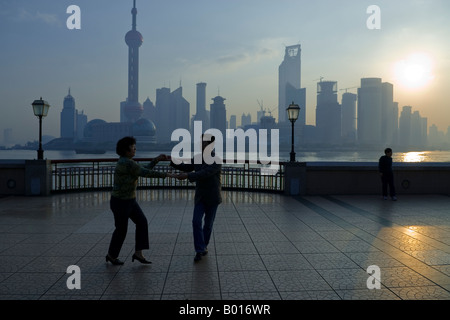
[0,160,52,196]
[284,162,450,196]
[1,160,449,197]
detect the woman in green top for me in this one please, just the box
[106,136,173,265]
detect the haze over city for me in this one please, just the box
[1,0,449,145]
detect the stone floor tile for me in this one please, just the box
[304,252,360,270]
[163,271,220,295]
[217,254,265,272]
[103,272,166,296]
[317,268,370,290]
[279,290,341,300]
[269,270,332,292]
[260,254,313,271]
[220,271,276,293]
[390,286,450,300]
[335,288,401,300]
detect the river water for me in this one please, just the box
[1,149,450,163]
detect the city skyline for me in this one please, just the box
[1,0,450,144]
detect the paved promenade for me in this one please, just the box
[0,189,449,301]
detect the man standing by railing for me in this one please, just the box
[169,134,222,262]
[378,147,397,201]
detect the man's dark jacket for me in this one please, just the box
[170,154,222,206]
[378,155,393,175]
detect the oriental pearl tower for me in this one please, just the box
[122,0,144,123]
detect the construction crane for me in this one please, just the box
[313,76,324,82]
[266,107,277,117]
[339,86,358,93]
[257,99,266,117]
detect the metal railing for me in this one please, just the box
[51,158,285,193]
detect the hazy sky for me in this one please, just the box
[1,0,450,144]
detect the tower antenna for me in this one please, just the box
[132,0,137,30]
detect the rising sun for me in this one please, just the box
[393,52,435,89]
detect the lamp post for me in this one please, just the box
[286,101,300,162]
[31,97,50,160]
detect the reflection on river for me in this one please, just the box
[1,149,450,163]
[400,152,427,162]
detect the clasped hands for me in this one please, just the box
[154,154,188,181]
[167,172,188,180]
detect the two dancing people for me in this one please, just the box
[106,134,221,265]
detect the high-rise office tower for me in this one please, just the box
[341,92,357,143]
[171,86,190,132]
[76,110,87,141]
[392,102,399,145]
[229,115,237,130]
[381,82,394,144]
[193,82,209,129]
[121,0,144,123]
[210,96,227,135]
[155,87,171,143]
[241,113,251,128]
[357,78,382,145]
[399,106,412,147]
[357,78,396,146]
[411,111,427,148]
[278,44,306,125]
[142,97,157,123]
[315,81,341,145]
[60,89,76,139]
[155,86,190,143]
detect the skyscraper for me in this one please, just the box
[399,106,412,147]
[357,78,381,145]
[60,89,76,139]
[229,115,237,130]
[357,78,396,146]
[315,81,341,145]
[392,102,399,145]
[193,82,209,129]
[241,113,251,128]
[171,86,190,133]
[278,44,306,125]
[121,0,144,123]
[142,97,157,123]
[154,86,190,143]
[210,96,227,135]
[76,110,87,141]
[381,82,394,144]
[341,92,357,143]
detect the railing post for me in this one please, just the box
[283,162,306,196]
[25,160,52,196]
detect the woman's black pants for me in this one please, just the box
[108,196,149,258]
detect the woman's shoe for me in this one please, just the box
[105,254,124,265]
[132,253,152,264]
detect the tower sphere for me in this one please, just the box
[125,30,143,47]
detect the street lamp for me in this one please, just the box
[31,97,50,160]
[286,101,300,162]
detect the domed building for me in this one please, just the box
[132,118,156,144]
[83,119,107,139]
[77,117,157,151]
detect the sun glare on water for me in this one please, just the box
[401,152,426,162]
[393,53,435,90]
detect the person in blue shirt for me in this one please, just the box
[378,147,397,201]
[169,134,222,262]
